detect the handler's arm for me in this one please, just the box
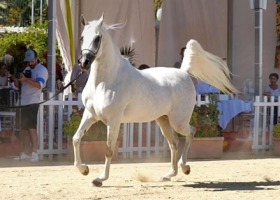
[19,76,42,89]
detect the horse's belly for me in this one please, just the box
[121,114,160,123]
[121,105,166,123]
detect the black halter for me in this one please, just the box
[77,49,95,65]
[78,35,102,65]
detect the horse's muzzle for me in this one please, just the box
[78,52,95,70]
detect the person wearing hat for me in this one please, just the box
[13,49,49,162]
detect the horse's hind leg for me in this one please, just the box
[156,116,179,181]
[73,109,95,176]
[176,125,195,175]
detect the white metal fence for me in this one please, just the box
[9,92,277,159]
[35,93,212,160]
[1,89,277,158]
[252,96,278,152]
[37,92,81,159]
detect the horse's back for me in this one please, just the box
[139,67,194,93]
[119,66,196,123]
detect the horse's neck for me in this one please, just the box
[89,42,121,86]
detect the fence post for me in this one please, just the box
[252,95,273,154]
[38,93,45,157]
[138,123,143,158]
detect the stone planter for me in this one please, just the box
[179,137,224,159]
[0,132,20,157]
[0,143,20,157]
[273,137,280,156]
[68,141,119,162]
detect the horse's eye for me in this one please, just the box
[94,36,101,47]
[80,36,83,41]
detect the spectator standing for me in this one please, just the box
[263,73,280,125]
[173,47,186,68]
[13,49,49,162]
[71,63,89,96]
[0,62,10,108]
[0,62,9,86]
[3,48,14,67]
[263,73,280,97]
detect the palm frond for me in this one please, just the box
[120,46,137,67]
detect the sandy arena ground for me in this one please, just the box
[0,152,280,200]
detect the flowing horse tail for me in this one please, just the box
[181,39,238,94]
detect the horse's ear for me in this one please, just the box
[81,14,88,26]
[97,13,104,26]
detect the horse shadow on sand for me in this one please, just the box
[183,181,280,191]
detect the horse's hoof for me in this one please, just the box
[160,177,171,182]
[182,165,191,175]
[81,166,89,176]
[92,179,103,187]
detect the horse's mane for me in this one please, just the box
[104,21,127,31]
[100,21,138,66]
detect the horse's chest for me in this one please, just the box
[83,86,117,118]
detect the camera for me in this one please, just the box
[15,69,32,79]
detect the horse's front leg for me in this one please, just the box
[73,110,95,176]
[92,122,120,187]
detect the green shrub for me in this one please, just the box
[190,94,221,138]
[273,124,280,138]
[0,22,61,73]
[64,109,107,141]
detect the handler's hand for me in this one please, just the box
[18,73,28,82]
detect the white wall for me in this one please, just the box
[231,0,277,92]
[75,0,277,93]
[77,0,156,67]
[157,0,228,68]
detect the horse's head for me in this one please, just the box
[78,14,104,70]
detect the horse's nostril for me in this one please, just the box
[85,60,89,65]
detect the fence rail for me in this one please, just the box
[252,96,278,152]
[35,93,215,160]
[38,92,82,159]
[3,92,277,159]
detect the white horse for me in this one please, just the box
[73,15,237,187]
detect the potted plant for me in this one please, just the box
[178,94,224,159]
[272,124,280,156]
[190,95,221,138]
[64,108,119,162]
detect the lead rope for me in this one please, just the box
[0,71,83,109]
